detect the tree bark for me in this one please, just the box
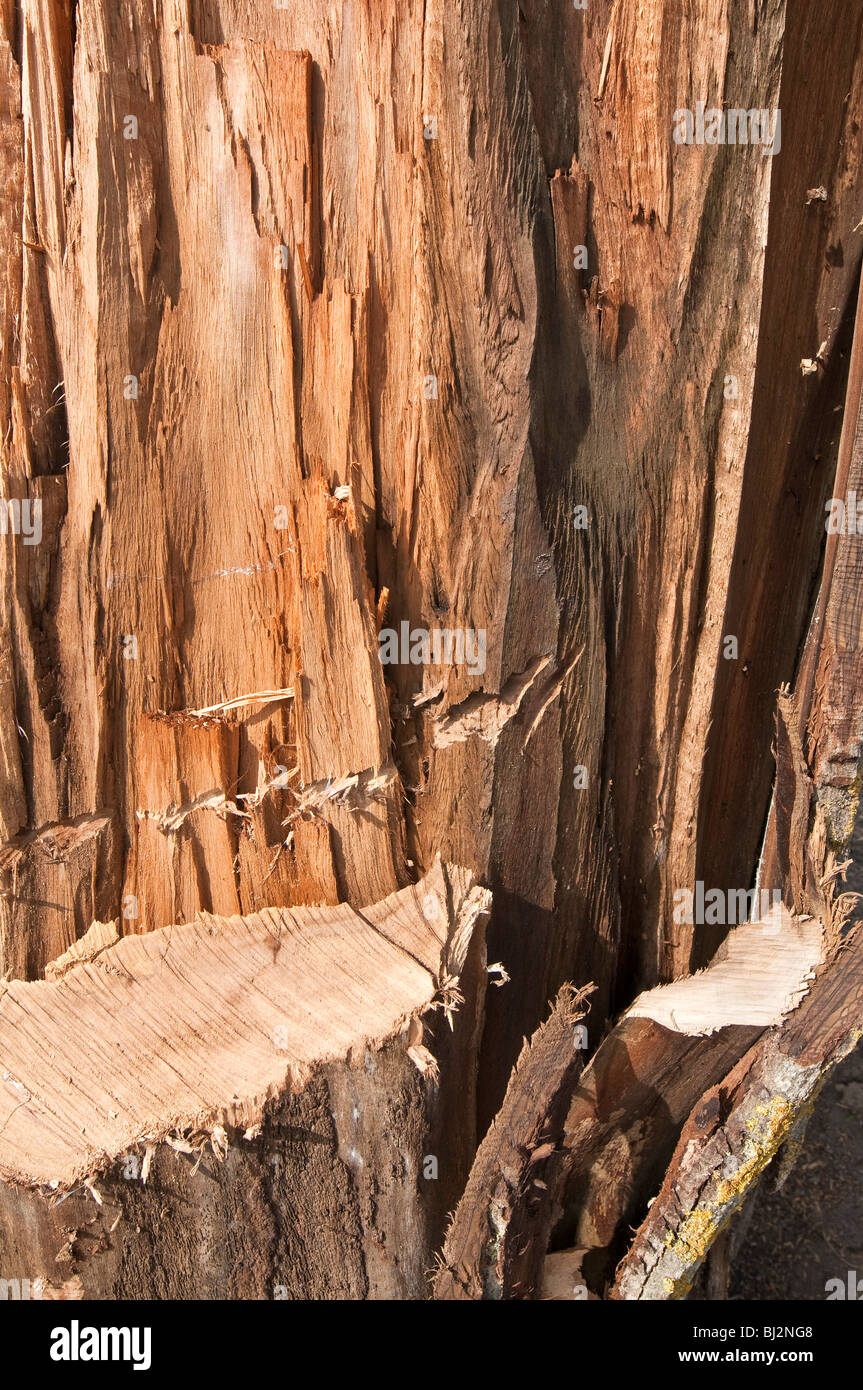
[1,0,863,1300]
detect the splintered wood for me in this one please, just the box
[0,862,489,1190]
[2,0,863,1303]
[434,984,593,1300]
[626,906,823,1034]
[605,270,863,1301]
[0,812,121,981]
[436,903,824,1299]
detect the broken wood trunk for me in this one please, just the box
[1,0,863,1300]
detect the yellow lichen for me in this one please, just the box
[657,1095,798,1299]
[665,1206,717,1263]
[823,764,863,850]
[714,1096,794,1203]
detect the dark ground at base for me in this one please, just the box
[730,1042,863,1300]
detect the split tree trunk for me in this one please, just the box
[1,0,863,1300]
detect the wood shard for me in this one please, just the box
[184,689,295,718]
[430,655,555,749]
[434,983,593,1301]
[627,906,824,1034]
[44,917,120,980]
[0,861,489,1191]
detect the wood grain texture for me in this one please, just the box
[610,256,863,1302]
[436,899,821,1298]
[612,919,863,1300]
[434,983,592,1301]
[0,0,862,1298]
[0,860,487,1189]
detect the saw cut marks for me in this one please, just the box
[0,861,489,1191]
